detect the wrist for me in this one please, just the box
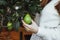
[34,27,39,34]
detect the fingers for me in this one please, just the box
[22,21,31,31]
[22,20,30,26]
[31,19,35,23]
[24,26,31,31]
[22,20,31,28]
[31,20,36,25]
[22,20,32,28]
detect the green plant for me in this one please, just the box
[0,0,42,31]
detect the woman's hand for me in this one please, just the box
[22,20,38,33]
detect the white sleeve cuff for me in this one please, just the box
[36,27,57,37]
[36,27,49,36]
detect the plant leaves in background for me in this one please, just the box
[13,21,20,32]
[0,0,7,5]
[25,0,30,3]
[7,21,13,31]
[0,0,42,31]
[0,26,2,32]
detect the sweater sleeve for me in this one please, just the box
[35,1,60,37]
[36,26,60,38]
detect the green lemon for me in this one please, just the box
[24,13,32,24]
[7,22,13,31]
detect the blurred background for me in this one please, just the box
[0,0,51,40]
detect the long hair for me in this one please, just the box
[55,2,60,15]
[41,0,60,15]
[41,0,51,7]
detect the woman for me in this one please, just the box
[22,0,60,40]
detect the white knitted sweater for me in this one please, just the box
[30,0,60,40]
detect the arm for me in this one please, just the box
[36,11,60,37]
[36,26,59,36]
[22,2,60,37]
[35,26,60,40]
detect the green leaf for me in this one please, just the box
[0,0,7,5]
[13,21,20,31]
[29,5,37,13]
[0,9,4,13]
[25,0,30,2]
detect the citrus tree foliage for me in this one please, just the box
[0,0,42,31]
